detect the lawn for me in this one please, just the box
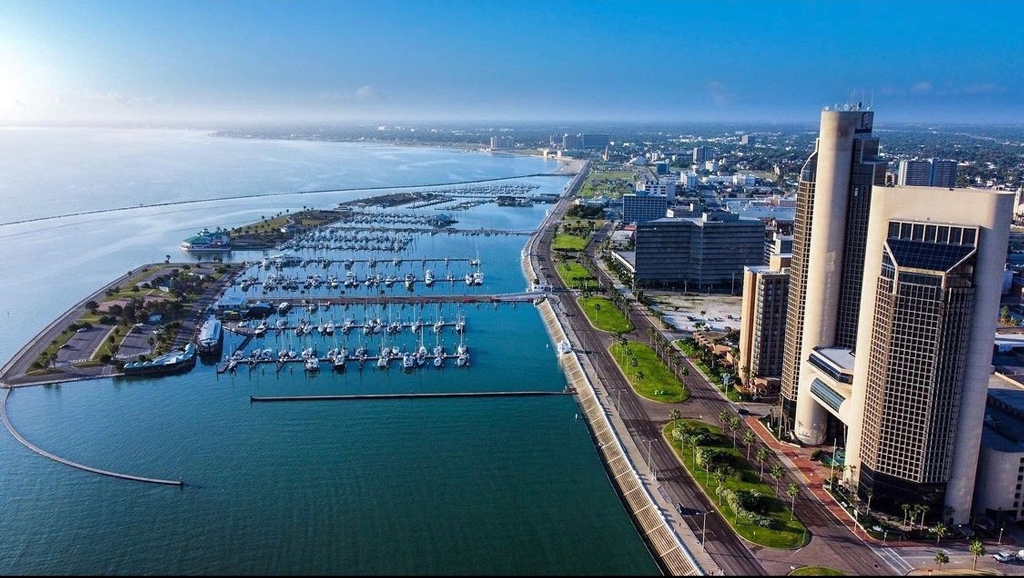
[579,296,633,333]
[609,342,689,403]
[556,261,596,290]
[790,567,845,576]
[552,233,587,251]
[579,170,636,199]
[664,420,808,549]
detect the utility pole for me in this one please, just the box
[701,511,708,552]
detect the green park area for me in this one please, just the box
[578,296,633,333]
[579,169,636,199]
[609,341,688,403]
[665,419,809,549]
[556,261,595,290]
[552,232,587,251]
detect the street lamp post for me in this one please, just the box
[998,526,1005,545]
[701,510,708,552]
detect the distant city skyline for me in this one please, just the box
[0,0,1022,125]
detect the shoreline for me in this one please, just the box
[0,262,244,389]
[521,163,704,576]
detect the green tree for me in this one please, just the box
[669,409,681,422]
[743,430,756,461]
[864,488,874,517]
[727,416,741,448]
[933,522,949,545]
[786,483,800,518]
[902,503,912,528]
[934,550,949,570]
[712,469,726,504]
[969,539,986,570]
[718,410,730,428]
[756,447,769,478]
[771,464,785,494]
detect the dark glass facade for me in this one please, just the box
[858,220,978,512]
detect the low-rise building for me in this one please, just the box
[975,386,1024,522]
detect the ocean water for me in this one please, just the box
[0,129,658,575]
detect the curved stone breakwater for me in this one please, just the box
[1,389,184,487]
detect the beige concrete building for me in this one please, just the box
[739,255,790,391]
[780,107,1013,523]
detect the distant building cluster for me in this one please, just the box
[489,135,514,150]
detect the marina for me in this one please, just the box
[0,129,658,576]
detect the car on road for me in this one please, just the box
[76,327,89,333]
[993,551,1018,563]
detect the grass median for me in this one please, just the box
[664,419,808,549]
[552,233,587,251]
[609,342,688,403]
[790,567,844,576]
[556,261,595,290]
[578,296,633,333]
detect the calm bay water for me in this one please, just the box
[0,128,658,575]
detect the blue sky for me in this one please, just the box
[0,0,1021,124]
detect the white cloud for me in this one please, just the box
[706,81,736,107]
[910,81,933,95]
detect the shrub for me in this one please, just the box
[695,447,731,470]
[99,354,112,364]
[722,489,777,529]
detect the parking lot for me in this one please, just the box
[116,323,158,360]
[55,326,112,365]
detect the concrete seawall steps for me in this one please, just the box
[534,298,702,576]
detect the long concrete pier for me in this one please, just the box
[251,391,567,402]
[253,292,545,307]
[1,389,184,486]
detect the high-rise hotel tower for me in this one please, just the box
[779,106,1012,522]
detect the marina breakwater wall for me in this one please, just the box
[1,389,184,486]
[532,298,702,576]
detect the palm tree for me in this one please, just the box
[864,488,874,517]
[718,410,730,428]
[756,447,769,478]
[771,465,785,494]
[934,550,949,570]
[727,417,741,447]
[669,409,681,422]
[901,503,912,528]
[786,483,800,519]
[712,469,726,504]
[743,431,756,460]
[685,435,699,467]
[969,539,986,570]
[918,505,931,529]
[933,522,949,545]
[913,504,929,528]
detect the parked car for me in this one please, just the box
[956,524,976,538]
[993,552,1015,563]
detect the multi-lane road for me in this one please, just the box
[531,183,895,575]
